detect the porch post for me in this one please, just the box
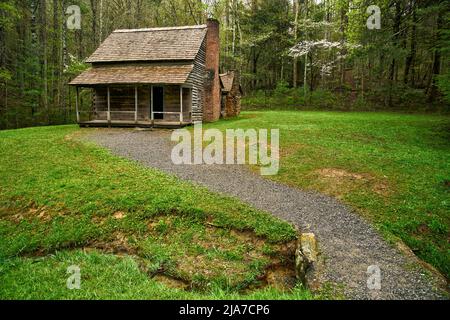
[180,86,183,124]
[75,87,80,123]
[135,86,138,124]
[150,85,154,125]
[107,86,111,125]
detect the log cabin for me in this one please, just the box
[69,19,222,128]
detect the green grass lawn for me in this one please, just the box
[1,111,448,299]
[204,111,450,279]
[0,125,316,300]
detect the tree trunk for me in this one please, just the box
[252,49,259,90]
[0,23,5,70]
[293,0,299,88]
[61,0,68,121]
[0,23,6,122]
[136,0,143,27]
[52,0,61,110]
[389,1,402,107]
[309,54,314,92]
[99,0,103,42]
[427,5,444,103]
[39,0,49,122]
[76,28,83,59]
[404,0,417,85]
[91,0,99,49]
[126,0,133,28]
[339,4,348,88]
[304,53,307,96]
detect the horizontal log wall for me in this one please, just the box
[93,85,192,123]
[94,86,150,121]
[163,85,181,121]
[187,37,206,122]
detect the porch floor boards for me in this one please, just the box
[79,120,192,129]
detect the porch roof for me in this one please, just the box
[69,63,193,86]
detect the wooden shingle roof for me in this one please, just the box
[86,25,207,63]
[69,63,194,86]
[220,72,234,92]
[220,71,243,94]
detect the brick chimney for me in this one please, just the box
[203,18,221,122]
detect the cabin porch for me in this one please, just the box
[75,84,193,128]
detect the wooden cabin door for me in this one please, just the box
[153,86,164,119]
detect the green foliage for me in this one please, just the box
[65,57,90,79]
[274,80,290,97]
[243,88,343,110]
[2,0,449,130]
[0,1,20,29]
[242,83,442,112]
[437,73,450,105]
[0,68,11,82]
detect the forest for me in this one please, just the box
[0,0,449,129]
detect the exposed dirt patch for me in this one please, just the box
[4,203,57,223]
[263,265,298,291]
[280,143,306,158]
[372,182,390,196]
[104,225,298,292]
[416,224,431,236]
[229,229,266,248]
[14,211,300,293]
[315,168,391,197]
[64,131,87,142]
[444,180,450,188]
[152,274,190,290]
[395,240,449,293]
[145,216,299,291]
[84,232,137,256]
[317,168,367,180]
[91,216,107,225]
[113,211,126,220]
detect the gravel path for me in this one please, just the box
[85,129,446,300]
